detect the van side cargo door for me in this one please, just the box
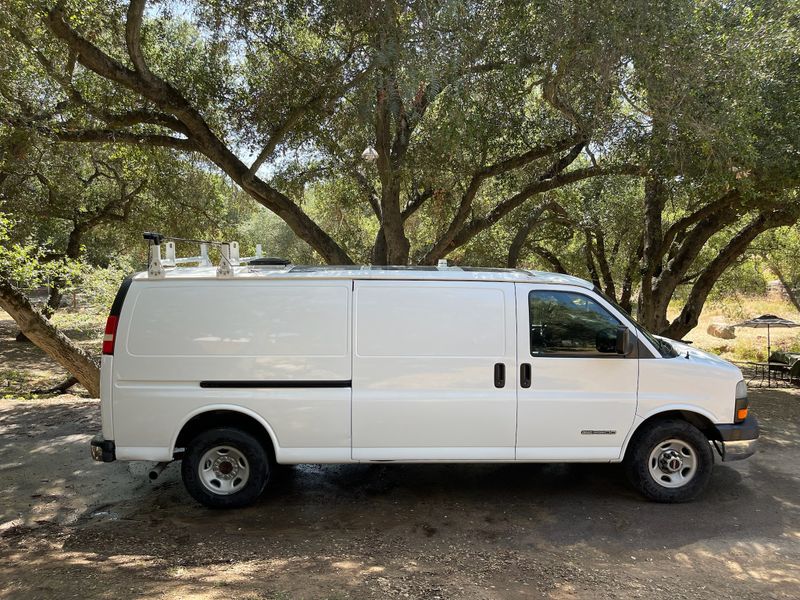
[351,280,517,460]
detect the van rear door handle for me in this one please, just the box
[520,363,531,388]
[494,363,506,388]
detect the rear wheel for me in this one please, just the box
[181,427,270,508]
[624,419,713,503]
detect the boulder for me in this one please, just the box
[707,322,736,340]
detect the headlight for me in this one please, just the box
[735,380,748,423]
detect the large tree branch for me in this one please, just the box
[448,163,640,250]
[505,201,570,268]
[125,0,151,76]
[653,204,742,300]
[530,244,568,274]
[663,208,800,339]
[248,64,372,177]
[8,23,186,136]
[422,136,585,264]
[97,110,189,135]
[52,127,197,150]
[44,6,354,264]
[0,278,99,397]
[657,189,742,266]
[402,187,433,221]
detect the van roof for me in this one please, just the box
[132,265,593,288]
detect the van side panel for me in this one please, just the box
[99,355,114,441]
[112,280,352,461]
[352,280,517,460]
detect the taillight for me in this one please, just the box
[103,316,119,355]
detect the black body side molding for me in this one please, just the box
[200,380,352,389]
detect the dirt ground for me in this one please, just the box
[1,321,800,599]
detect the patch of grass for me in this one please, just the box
[51,310,106,341]
[0,369,65,400]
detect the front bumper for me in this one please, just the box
[715,414,759,462]
[90,435,116,462]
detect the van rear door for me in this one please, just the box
[351,280,517,461]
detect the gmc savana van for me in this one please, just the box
[91,243,758,508]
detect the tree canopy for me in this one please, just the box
[0,0,799,363]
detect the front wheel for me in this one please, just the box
[624,419,713,503]
[181,427,270,508]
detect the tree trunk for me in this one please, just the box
[583,230,602,289]
[592,229,617,300]
[379,179,410,264]
[618,239,643,315]
[770,263,800,312]
[637,176,668,331]
[45,285,63,317]
[0,278,99,397]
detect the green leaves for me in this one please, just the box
[0,213,81,289]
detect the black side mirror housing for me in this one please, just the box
[616,327,635,356]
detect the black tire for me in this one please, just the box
[181,427,270,509]
[624,419,713,503]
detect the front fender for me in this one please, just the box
[617,404,722,461]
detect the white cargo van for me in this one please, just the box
[91,240,758,508]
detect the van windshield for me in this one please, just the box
[593,288,678,358]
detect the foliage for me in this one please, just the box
[0,211,82,292]
[0,0,797,341]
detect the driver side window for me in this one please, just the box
[529,290,624,357]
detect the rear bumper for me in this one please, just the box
[715,415,759,462]
[90,435,116,462]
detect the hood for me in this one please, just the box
[655,336,743,377]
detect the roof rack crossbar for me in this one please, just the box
[143,232,253,279]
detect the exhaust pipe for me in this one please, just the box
[148,461,170,481]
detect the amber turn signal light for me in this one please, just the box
[736,407,749,422]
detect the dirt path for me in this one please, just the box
[1,311,799,599]
[1,389,798,599]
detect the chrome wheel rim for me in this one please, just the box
[198,446,250,495]
[648,438,697,489]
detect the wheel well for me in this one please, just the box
[625,410,720,458]
[174,410,276,461]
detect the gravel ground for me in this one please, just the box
[0,387,798,600]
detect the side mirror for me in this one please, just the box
[615,327,635,356]
[595,327,618,353]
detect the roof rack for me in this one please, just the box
[143,232,281,279]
